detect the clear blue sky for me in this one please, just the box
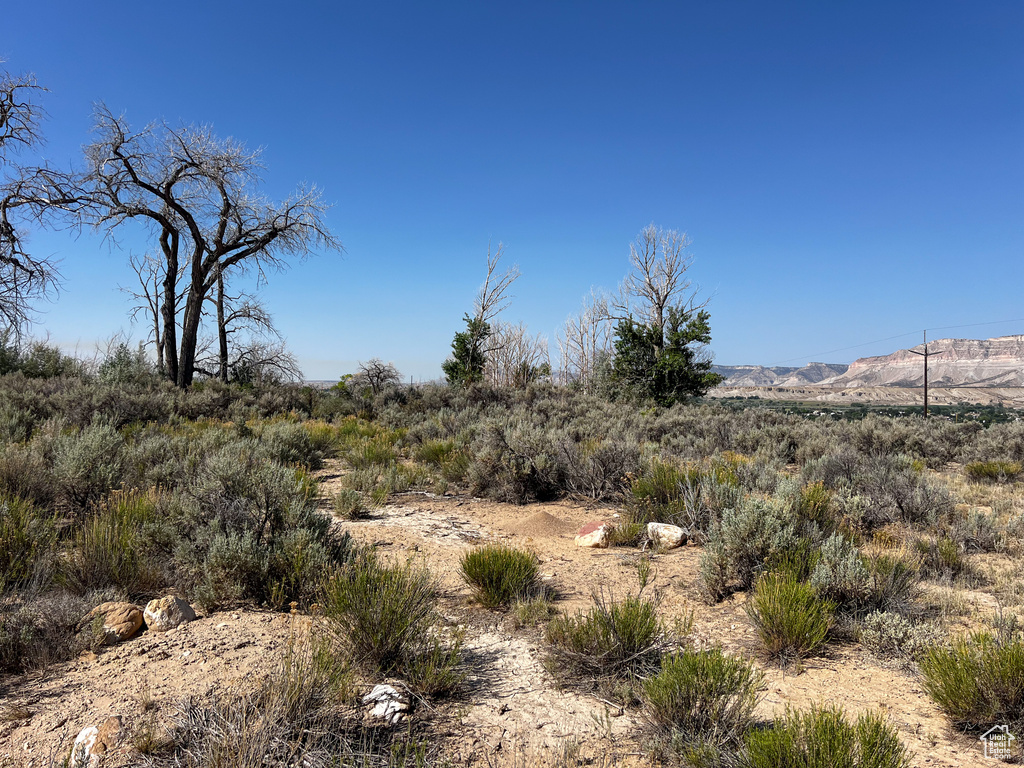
[3,1,1022,380]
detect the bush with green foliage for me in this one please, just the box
[459,543,540,609]
[321,550,463,697]
[744,704,911,768]
[642,647,763,747]
[919,631,1024,730]
[745,571,835,661]
[545,590,664,693]
[0,494,55,593]
[965,460,1022,483]
[333,489,369,520]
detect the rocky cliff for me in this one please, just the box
[818,336,1024,388]
[716,336,1024,389]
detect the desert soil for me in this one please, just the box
[0,458,993,766]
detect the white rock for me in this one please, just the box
[362,684,410,724]
[70,716,121,768]
[143,596,197,632]
[574,521,612,548]
[647,522,687,550]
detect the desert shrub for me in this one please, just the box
[699,497,800,600]
[863,554,920,614]
[919,631,1024,730]
[857,455,954,528]
[51,419,125,511]
[333,489,370,520]
[468,421,562,503]
[545,590,664,692]
[257,419,326,470]
[0,590,103,673]
[555,435,640,499]
[859,611,942,662]
[321,550,462,696]
[0,495,56,593]
[914,535,971,582]
[744,704,911,768]
[965,460,1022,483]
[459,543,540,610]
[802,448,859,490]
[745,571,835,661]
[97,343,157,386]
[809,533,872,614]
[62,491,164,597]
[642,647,763,748]
[0,403,35,444]
[943,506,1007,554]
[195,510,354,612]
[413,438,471,483]
[342,434,401,470]
[794,481,835,531]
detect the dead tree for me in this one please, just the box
[84,106,340,387]
[0,65,82,336]
[486,322,549,388]
[614,224,705,351]
[557,289,615,390]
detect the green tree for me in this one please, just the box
[612,306,722,405]
[442,315,490,386]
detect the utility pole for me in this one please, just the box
[908,331,945,418]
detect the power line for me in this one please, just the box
[770,318,1024,367]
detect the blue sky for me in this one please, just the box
[3,1,1022,380]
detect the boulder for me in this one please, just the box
[70,716,121,768]
[81,602,144,644]
[144,596,197,632]
[362,684,410,725]
[574,521,612,548]
[646,522,687,550]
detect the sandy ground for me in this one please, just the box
[0,458,1008,766]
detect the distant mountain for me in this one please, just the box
[818,336,1024,388]
[713,362,849,387]
[715,336,1024,389]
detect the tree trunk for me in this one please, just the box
[177,282,204,388]
[160,261,178,384]
[216,271,228,382]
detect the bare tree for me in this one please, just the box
[443,244,520,386]
[486,321,549,389]
[354,358,401,395]
[84,106,340,387]
[0,65,82,336]
[557,289,615,390]
[473,243,520,326]
[614,224,705,351]
[211,337,302,385]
